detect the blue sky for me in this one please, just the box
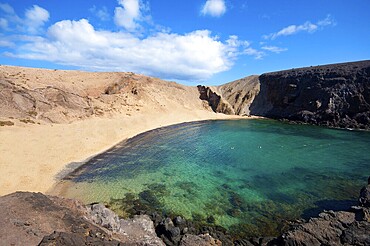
[0,0,369,85]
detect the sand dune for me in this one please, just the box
[0,65,240,196]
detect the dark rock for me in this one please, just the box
[359,176,370,207]
[157,218,182,245]
[151,212,164,227]
[359,185,370,207]
[180,234,222,246]
[38,231,121,246]
[277,208,370,246]
[174,216,187,232]
[341,221,370,245]
[233,238,255,246]
[250,60,370,129]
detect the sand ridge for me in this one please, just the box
[0,65,243,196]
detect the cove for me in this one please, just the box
[58,119,370,237]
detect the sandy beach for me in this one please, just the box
[0,110,240,196]
[0,65,244,196]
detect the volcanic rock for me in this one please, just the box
[250,60,370,129]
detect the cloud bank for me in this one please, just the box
[1,1,257,81]
[11,19,248,81]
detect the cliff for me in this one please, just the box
[218,75,260,116]
[0,65,210,125]
[250,60,370,129]
[197,85,235,115]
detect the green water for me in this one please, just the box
[60,119,370,237]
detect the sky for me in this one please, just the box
[0,0,369,85]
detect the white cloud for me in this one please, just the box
[317,14,336,27]
[10,19,248,81]
[0,4,49,34]
[0,40,13,47]
[0,34,13,47]
[114,0,143,31]
[90,6,110,21]
[261,46,288,54]
[201,0,226,17]
[0,3,15,14]
[24,5,50,34]
[263,15,336,40]
[0,18,8,29]
[243,48,265,60]
[0,3,22,27]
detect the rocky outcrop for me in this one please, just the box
[218,75,260,116]
[275,207,370,246]
[250,60,370,129]
[359,177,370,207]
[197,85,235,115]
[151,213,232,245]
[0,191,164,245]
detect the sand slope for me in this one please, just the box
[0,66,238,195]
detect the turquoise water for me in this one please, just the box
[60,119,370,237]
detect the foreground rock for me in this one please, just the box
[0,192,164,245]
[265,176,370,246]
[250,60,370,129]
[274,207,370,246]
[0,192,224,245]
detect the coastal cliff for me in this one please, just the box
[217,60,370,130]
[197,85,235,115]
[218,75,260,116]
[250,60,370,129]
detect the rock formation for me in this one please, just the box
[218,75,260,116]
[197,85,235,115]
[250,60,370,129]
[217,60,370,129]
[0,192,223,245]
[0,192,164,245]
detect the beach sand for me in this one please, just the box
[0,65,243,196]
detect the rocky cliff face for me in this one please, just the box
[250,60,370,129]
[218,75,260,116]
[197,85,235,115]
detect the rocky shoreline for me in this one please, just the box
[210,60,370,130]
[0,177,368,245]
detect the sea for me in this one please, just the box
[57,119,370,237]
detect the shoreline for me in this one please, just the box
[49,117,264,198]
[0,110,250,196]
